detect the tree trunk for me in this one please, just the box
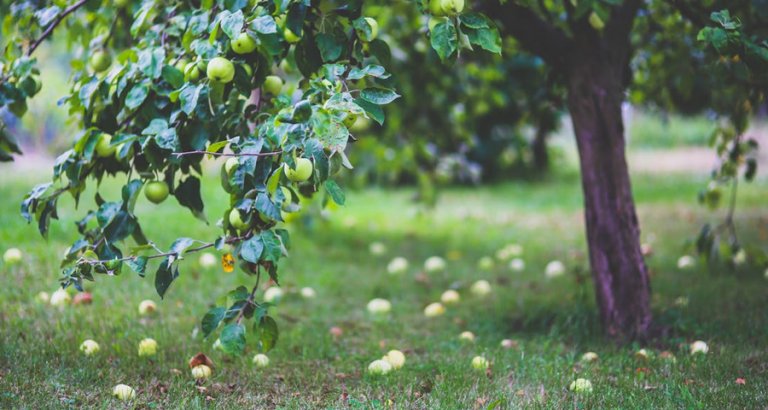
[567,46,652,340]
[531,126,549,172]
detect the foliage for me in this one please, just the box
[0,0,500,355]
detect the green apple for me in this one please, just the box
[95,133,116,157]
[114,142,134,160]
[90,50,112,73]
[229,208,248,230]
[174,58,189,73]
[207,57,235,83]
[284,158,313,182]
[3,248,22,265]
[196,59,208,73]
[115,0,130,7]
[429,0,446,16]
[569,378,593,393]
[384,350,405,369]
[359,17,378,42]
[144,181,169,204]
[280,186,293,210]
[191,364,212,379]
[138,338,158,357]
[112,384,136,401]
[284,27,300,43]
[138,299,157,315]
[440,0,464,15]
[429,17,448,32]
[186,66,200,82]
[31,75,42,94]
[252,353,270,367]
[262,75,283,98]
[232,32,258,54]
[342,113,358,128]
[471,356,489,370]
[240,63,253,78]
[368,359,392,375]
[80,339,100,355]
[589,12,605,30]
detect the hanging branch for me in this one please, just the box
[28,0,91,56]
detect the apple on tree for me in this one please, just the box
[284,158,313,182]
[206,57,235,83]
[262,75,283,98]
[90,50,111,73]
[232,32,257,54]
[94,133,116,157]
[144,181,169,204]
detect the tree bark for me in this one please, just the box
[531,126,549,172]
[567,42,652,340]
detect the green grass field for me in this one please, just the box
[1,163,767,409]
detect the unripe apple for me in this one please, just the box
[50,289,71,307]
[36,291,50,304]
[80,339,100,355]
[423,302,445,317]
[300,287,316,298]
[428,0,446,16]
[144,181,169,204]
[674,296,689,308]
[424,256,446,273]
[440,290,460,304]
[90,50,112,73]
[114,0,130,7]
[206,57,235,83]
[196,59,208,73]
[241,63,253,78]
[191,364,212,379]
[470,280,491,296]
[283,158,313,182]
[252,353,270,367]
[459,331,476,342]
[471,356,489,370]
[368,359,392,375]
[95,133,116,157]
[262,75,283,98]
[186,66,200,82]
[342,113,358,128]
[112,384,136,401]
[138,338,158,357]
[440,0,464,15]
[174,58,189,73]
[367,298,392,314]
[3,248,22,265]
[280,186,293,211]
[229,208,248,230]
[509,258,525,272]
[545,260,565,278]
[588,12,605,30]
[114,142,134,160]
[429,17,449,32]
[138,299,157,315]
[569,378,593,393]
[284,27,300,43]
[387,257,408,274]
[31,75,42,94]
[264,286,284,303]
[199,252,217,268]
[359,18,378,42]
[232,32,258,54]
[660,351,677,362]
[383,349,405,369]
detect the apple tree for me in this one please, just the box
[480,0,768,339]
[0,0,501,354]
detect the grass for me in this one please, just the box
[627,110,715,150]
[1,162,767,409]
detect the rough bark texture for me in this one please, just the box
[531,126,549,172]
[567,38,652,339]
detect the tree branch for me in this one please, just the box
[605,0,643,54]
[237,265,261,325]
[482,1,572,71]
[28,0,91,56]
[172,150,283,158]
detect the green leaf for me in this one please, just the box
[431,21,458,63]
[102,210,137,243]
[175,177,207,222]
[125,256,148,277]
[259,230,282,264]
[137,48,165,79]
[460,12,490,29]
[155,257,178,299]
[162,65,184,89]
[316,33,343,62]
[220,323,247,356]
[254,193,281,222]
[121,179,144,215]
[125,82,149,110]
[360,87,400,105]
[465,25,502,54]
[324,180,345,206]
[347,65,390,81]
[169,237,195,261]
[179,83,203,115]
[353,98,384,125]
[201,306,227,339]
[219,10,245,40]
[251,15,278,34]
[240,235,264,263]
[257,315,279,352]
[142,118,169,135]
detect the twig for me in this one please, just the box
[172,150,283,158]
[28,0,91,56]
[102,8,122,48]
[84,231,254,264]
[38,184,73,203]
[237,265,261,325]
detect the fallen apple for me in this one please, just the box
[509,258,525,272]
[264,286,284,303]
[300,287,316,299]
[387,257,408,275]
[252,353,270,367]
[368,359,392,375]
[138,338,158,357]
[50,289,71,307]
[500,339,517,349]
[80,339,100,356]
[471,356,489,370]
[199,252,217,268]
[470,280,491,296]
[440,289,460,304]
[36,291,50,304]
[634,349,649,361]
[459,331,476,342]
[545,260,566,278]
[384,350,405,369]
[690,340,709,355]
[677,255,696,269]
[367,298,392,314]
[369,242,387,256]
[73,292,93,306]
[581,352,599,363]
[112,384,135,401]
[3,248,22,265]
[423,302,445,317]
[191,364,212,379]
[569,378,593,393]
[477,256,494,270]
[424,256,447,273]
[138,300,157,315]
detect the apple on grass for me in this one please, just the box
[36,291,50,304]
[424,302,445,317]
[459,331,476,342]
[300,287,316,298]
[569,378,593,393]
[73,292,93,306]
[369,242,386,256]
[367,298,392,314]
[3,248,22,265]
[440,289,460,304]
[545,260,566,278]
[470,280,491,296]
[690,340,709,355]
[383,350,405,369]
[471,356,489,370]
[138,338,158,357]
[264,286,284,303]
[252,354,270,367]
[113,384,136,401]
[387,257,408,275]
[509,258,525,272]
[50,289,71,307]
[199,252,217,268]
[368,359,392,375]
[192,364,212,380]
[138,300,157,315]
[80,340,100,355]
[424,256,446,273]
[581,352,599,363]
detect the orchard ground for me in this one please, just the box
[1,150,767,409]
